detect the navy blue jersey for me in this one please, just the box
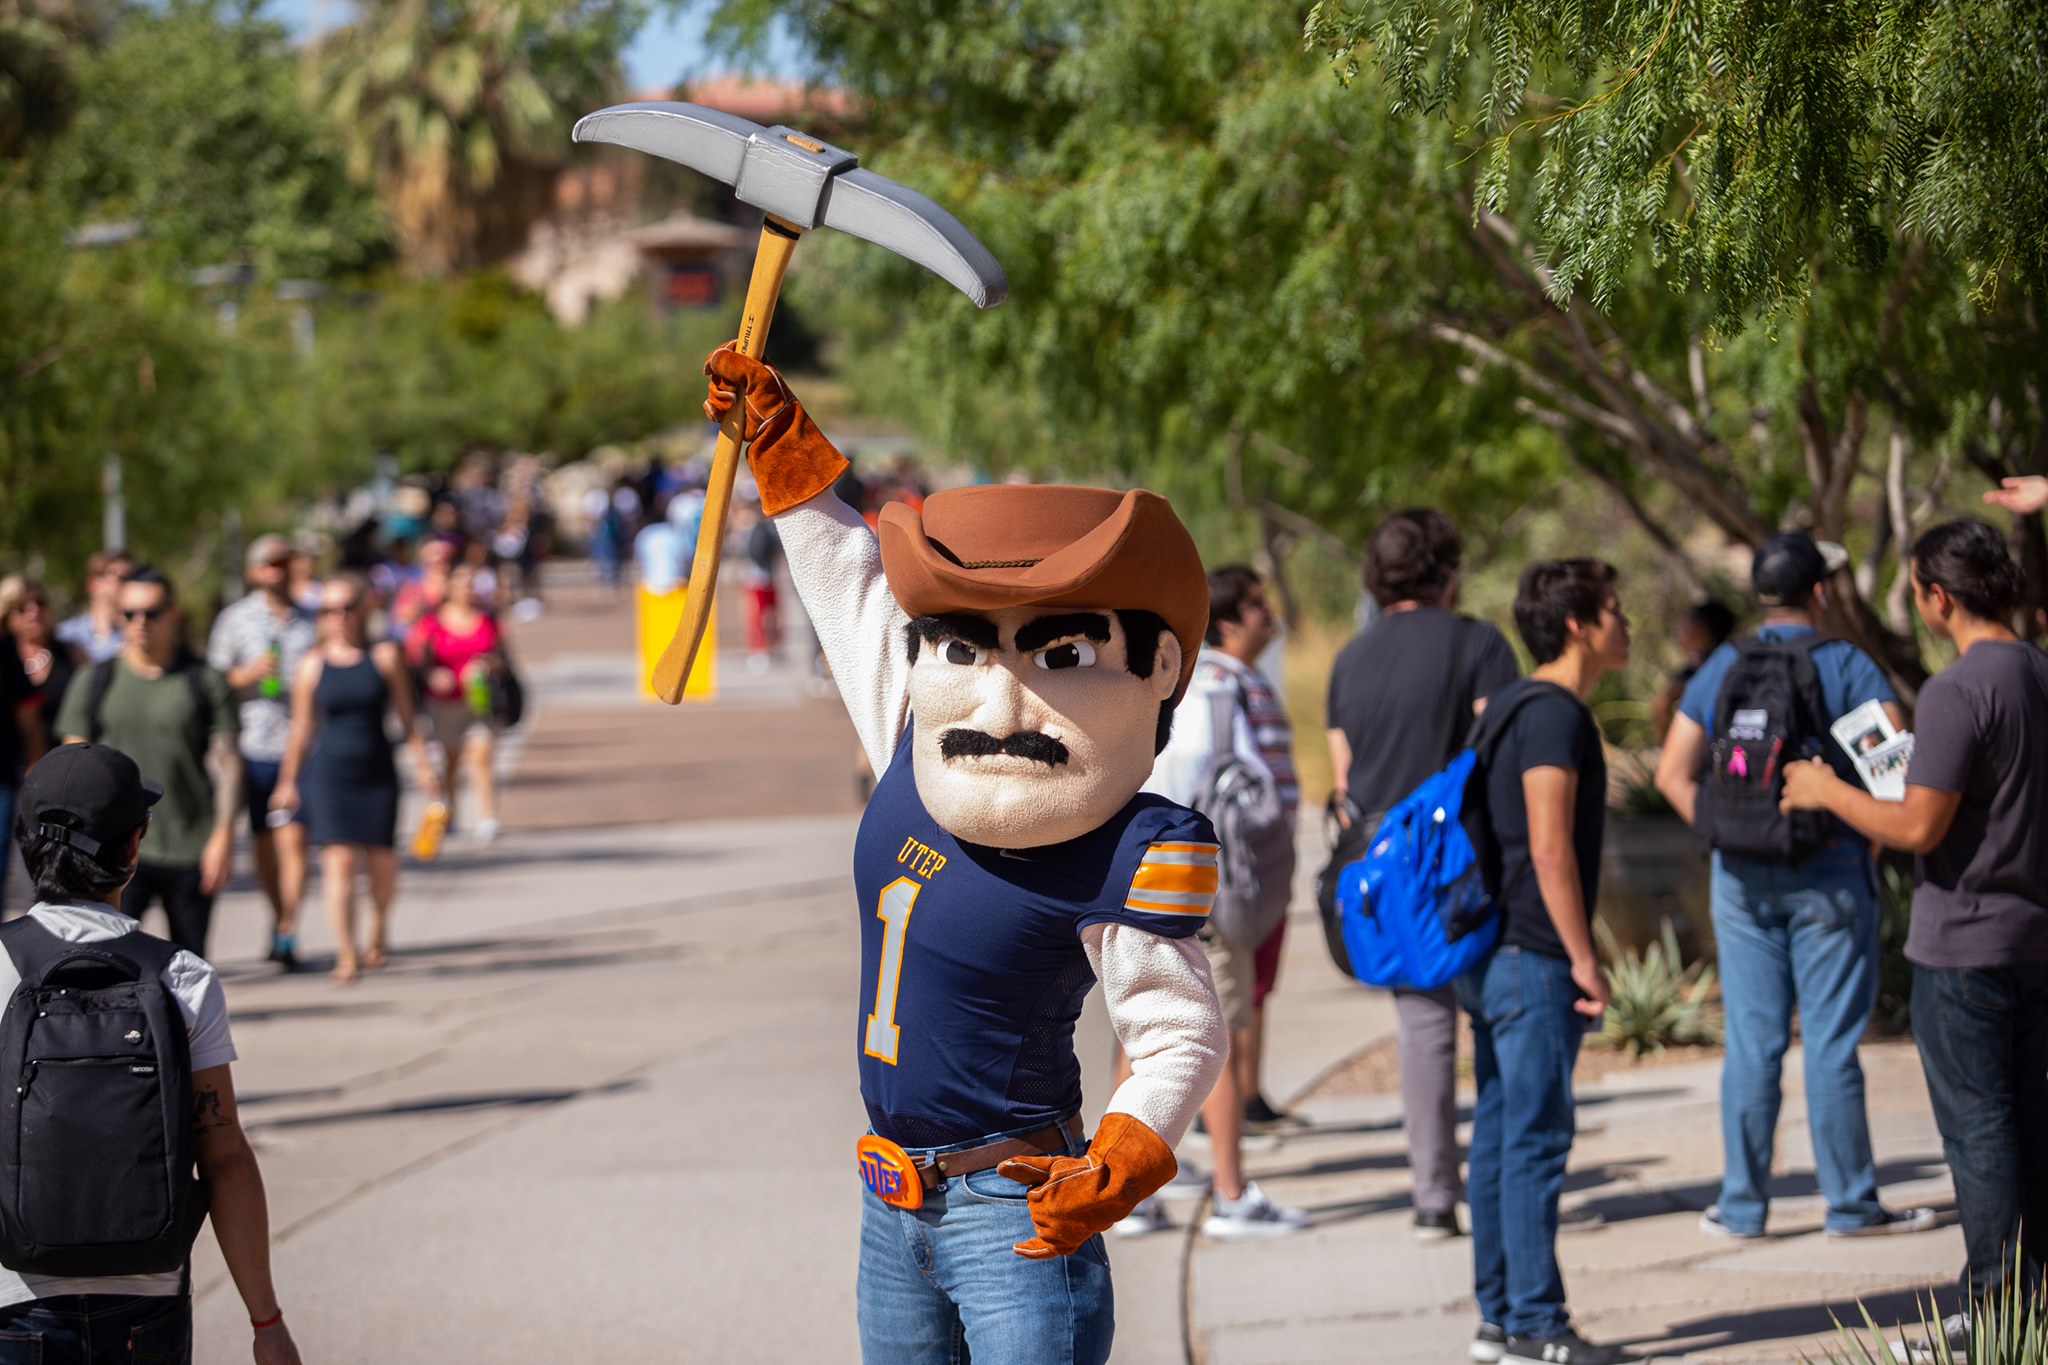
[854,727,1218,1148]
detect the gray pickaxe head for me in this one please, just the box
[573,100,1008,704]
[572,101,1008,307]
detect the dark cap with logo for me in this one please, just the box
[16,744,162,864]
[1752,532,1850,608]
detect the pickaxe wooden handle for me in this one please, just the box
[648,217,802,705]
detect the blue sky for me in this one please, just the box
[261,0,807,92]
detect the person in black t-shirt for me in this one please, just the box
[1461,559,1632,1365]
[1324,509,1519,1242]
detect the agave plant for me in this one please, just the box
[1805,1261,2047,1364]
[1593,921,1720,1058]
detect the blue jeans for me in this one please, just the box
[1710,849,1883,1234]
[1911,963,2048,1305]
[0,1294,189,1363]
[857,1127,1113,1365]
[1459,947,1586,1339]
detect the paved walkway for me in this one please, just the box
[178,570,1961,1363]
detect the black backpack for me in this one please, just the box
[1692,633,1838,862]
[0,918,209,1276]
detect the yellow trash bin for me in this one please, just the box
[636,584,716,702]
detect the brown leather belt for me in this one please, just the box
[908,1113,1084,1191]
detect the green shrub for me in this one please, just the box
[1806,1261,2047,1363]
[1592,921,1721,1058]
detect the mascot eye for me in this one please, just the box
[1034,641,1097,671]
[942,640,986,666]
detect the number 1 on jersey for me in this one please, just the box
[864,878,920,1064]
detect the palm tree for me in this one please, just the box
[311,0,631,277]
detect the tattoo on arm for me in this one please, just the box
[192,1085,229,1133]
[207,731,242,834]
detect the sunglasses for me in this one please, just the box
[319,603,357,616]
[121,607,168,622]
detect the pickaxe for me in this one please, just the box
[572,102,1009,704]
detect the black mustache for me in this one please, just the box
[939,729,1071,767]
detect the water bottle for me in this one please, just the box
[463,661,492,718]
[258,643,283,700]
[412,801,450,861]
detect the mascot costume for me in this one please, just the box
[702,345,1229,1364]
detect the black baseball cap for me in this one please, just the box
[1752,532,1849,608]
[17,744,162,864]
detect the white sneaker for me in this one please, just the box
[1202,1181,1308,1239]
[1830,1206,1938,1238]
[473,817,501,845]
[1113,1197,1172,1238]
[1901,1312,1969,1363]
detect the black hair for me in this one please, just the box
[904,607,1178,753]
[1514,558,1621,665]
[1912,518,2026,623]
[1204,565,1263,646]
[1365,508,1461,609]
[120,564,176,604]
[1686,599,1738,648]
[16,821,131,905]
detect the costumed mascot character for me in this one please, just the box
[702,345,1229,1364]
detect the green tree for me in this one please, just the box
[312,0,640,277]
[709,0,2048,693]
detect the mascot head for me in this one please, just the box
[878,485,1208,849]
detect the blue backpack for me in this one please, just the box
[1333,681,1566,991]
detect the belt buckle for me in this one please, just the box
[857,1134,924,1211]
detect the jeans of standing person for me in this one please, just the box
[1395,985,1463,1216]
[1910,962,2048,1305]
[118,862,213,958]
[857,1132,1113,1364]
[1460,946,1586,1340]
[0,1293,190,1363]
[1709,848,1884,1235]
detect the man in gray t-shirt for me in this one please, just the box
[1780,518,2048,1329]
[1902,640,2048,967]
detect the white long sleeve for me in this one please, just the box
[1082,922,1227,1145]
[773,491,912,773]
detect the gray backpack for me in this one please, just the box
[1191,685,1296,946]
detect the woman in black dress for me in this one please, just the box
[273,575,438,982]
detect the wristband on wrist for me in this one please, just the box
[251,1311,284,1331]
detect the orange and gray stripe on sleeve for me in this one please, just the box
[1124,842,1220,917]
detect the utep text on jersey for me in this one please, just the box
[854,726,1220,1149]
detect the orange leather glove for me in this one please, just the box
[996,1112,1178,1259]
[702,343,849,517]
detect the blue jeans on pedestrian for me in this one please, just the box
[1910,962,2048,1305]
[1710,847,1884,1235]
[1459,946,1586,1340]
[857,1125,1113,1365]
[0,1294,189,1363]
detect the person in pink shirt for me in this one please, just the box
[408,564,504,844]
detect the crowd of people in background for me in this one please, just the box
[1153,481,2048,1365]
[0,464,537,980]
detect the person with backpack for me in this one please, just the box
[1462,559,1629,1365]
[54,568,238,958]
[1323,509,1519,1241]
[1116,565,1309,1240]
[2,742,300,1364]
[1780,519,2048,1360]
[1654,532,1935,1242]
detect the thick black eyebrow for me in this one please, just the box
[909,614,1001,651]
[1014,612,1113,654]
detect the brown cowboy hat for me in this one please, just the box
[878,485,1210,702]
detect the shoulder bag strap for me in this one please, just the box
[1434,616,1473,764]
